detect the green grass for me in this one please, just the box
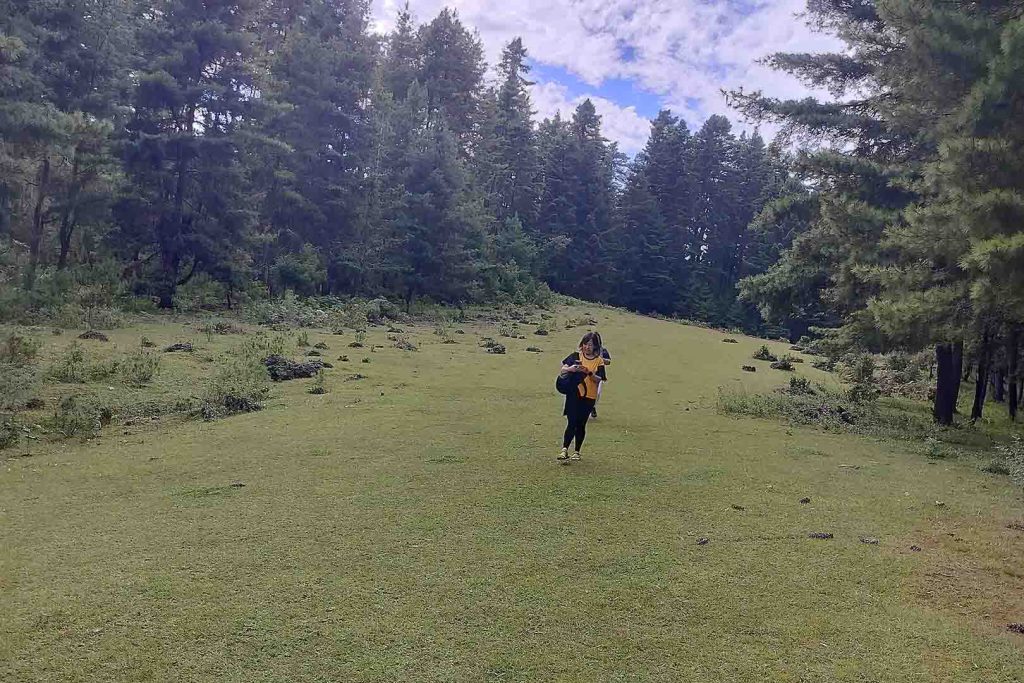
[2,307,1023,681]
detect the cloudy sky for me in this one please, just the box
[370,0,844,154]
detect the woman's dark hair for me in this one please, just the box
[579,332,601,353]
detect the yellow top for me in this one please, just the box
[577,352,604,400]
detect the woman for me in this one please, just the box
[558,332,606,463]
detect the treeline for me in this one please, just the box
[0,0,790,332]
[733,0,1024,424]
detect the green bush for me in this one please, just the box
[0,362,43,411]
[718,385,935,439]
[120,352,161,386]
[51,394,112,437]
[753,345,778,362]
[786,376,815,395]
[307,370,328,395]
[202,354,270,418]
[434,316,456,343]
[0,413,21,450]
[47,342,87,382]
[1,333,41,364]
[237,332,287,359]
[995,435,1024,488]
[47,342,119,383]
[498,321,519,338]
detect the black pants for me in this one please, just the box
[563,397,596,451]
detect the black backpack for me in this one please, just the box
[555,369,586,396]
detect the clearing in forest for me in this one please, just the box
[2,305,1023,681]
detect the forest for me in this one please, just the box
[2,0,1024,426]
[0,0,790,333]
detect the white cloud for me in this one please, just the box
[371,0,846,149]
[531,81,651,155]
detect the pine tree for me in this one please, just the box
[257,0,377,292]
[611,167,675,313]
[0,0,131,287]
[115,0,260,308]
[416,9,485,154]
[484,37,540,228]
[382,2,418,102]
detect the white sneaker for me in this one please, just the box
[570,451,581,461]
[557,447,569,462]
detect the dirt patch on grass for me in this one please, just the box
[903,518,1024,641]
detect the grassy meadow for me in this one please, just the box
[1,304,1023,681]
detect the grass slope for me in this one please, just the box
[2,307,1023,682]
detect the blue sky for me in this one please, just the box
[372,0,843,154]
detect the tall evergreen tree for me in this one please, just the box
[416,9,485,154]
[486,37,540,228]
[115,0,260,308]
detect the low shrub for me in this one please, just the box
[51,394,112,437]
[46,342,87,382]
[785,376,815,395]
[995,435,1024,488]
[718,384,936,439]
[753,345,778,362]
[307,370,328,395]
[120,352,161,386]
[0,413,21,450]
[202,354,270,418]
[238,332,287,359]
[0,362,43,411]
[1,333,41,364]
[434,316,456,343]
[393,336,418,351]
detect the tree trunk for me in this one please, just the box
[158,246,179,309]
[25,157,52,290]
[1009,327,1019,421]
[971,333,990,422]
[962,362,972,383]
[993,369,1006,403]
[57,146,81,270]
[952,341,964,413]
[933,342,959,425]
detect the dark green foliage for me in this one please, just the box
[1,0,794,331]
[0,413,20,449]
[51,393,111,437]
[119,352,160,386]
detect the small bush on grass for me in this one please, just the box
[296,330,310,347]
[0,413,22,449]
[46,342,87,382]
[393,336,418,351]
[307,370,328,395]
[120,352,161,386]
[786,376,815,395]
[51,394,112,437]
[753,345,778,362]
[0,362,43,411]
[238,332,286,359]
[995,436,1024,488]
[498,322,519,338]
[1,333,41,364]
[201,354,270,418]
[718,383,935,439]
[434,316,456,343]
